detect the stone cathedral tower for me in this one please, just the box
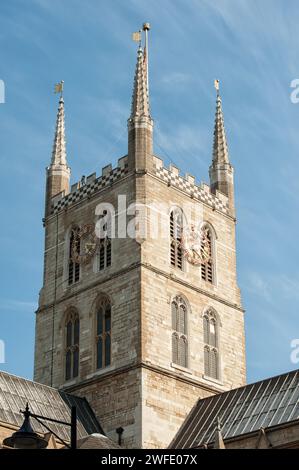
[34,37,246,449]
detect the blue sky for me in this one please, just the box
[0,0,299,383]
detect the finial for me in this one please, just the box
[54,80,64,99]
[216,416,222,431]
[211,79,230,165]
[143,22,151,31]
[20,403,30,417]
[51,85,68,167]
[129,33,151,119]
[213,416,226,449]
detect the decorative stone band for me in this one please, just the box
[50,154,229,216]
[152,157,229,215]
[51,157,129,215]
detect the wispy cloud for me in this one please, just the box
[246,272,271,303]
[161,72,192,86]
[245,271,299,304]
[155,121,210,175]
[0,300,37,313]
[1,0,299,383]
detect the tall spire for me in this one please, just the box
[130,46,151,119]
[128,38,154,172]
[45,90,70,217]
[51,96,67,167]
[212,85,230,165]
[209,80,235,216]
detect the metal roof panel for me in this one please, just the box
[170,369,299,448]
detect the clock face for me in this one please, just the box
[181,225,211,265]
[71,224,97,265]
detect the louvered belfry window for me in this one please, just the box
[65,310,80,381]
[201,227,213,283]
[170,209,183,269]
[68,227,80,285]
[171,296,188,368]
[96,297,111,369]
[203,309,219,379]
[98,210,112,271]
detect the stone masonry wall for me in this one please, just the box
[35,151,245,449]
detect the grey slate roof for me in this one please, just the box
[170,369,299,448]
[0,371,103,443]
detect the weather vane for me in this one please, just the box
[132,29,142,47]
[132,22,151,93]
[54,80,64,97]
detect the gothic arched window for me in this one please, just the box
[68,227,80,285]
[203,309,219,379]
[171,296,188,368]
[65,309,80,381]
[170,208,183,269]
[96,297,111,369]
[201,225,214,284]
[97,210,112,271]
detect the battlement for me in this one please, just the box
[152,156,229,214]
[50,154,229,216]
[51,156,129,214]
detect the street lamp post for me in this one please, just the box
[3,403,77,450]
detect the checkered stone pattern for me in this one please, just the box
[153,164,229,214]
[52,165,129,214]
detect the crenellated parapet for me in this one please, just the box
[51,156,129,215]
[50,153,229,216]
[152,156,229,215]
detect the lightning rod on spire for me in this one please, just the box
[143,22,150,95]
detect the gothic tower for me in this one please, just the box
[34,34,246,448]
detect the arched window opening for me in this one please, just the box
[68,227,80,285]
[203,309,219,379]
[65,310,80,381]
[171,296,188,368]
[96,297,111,369]
[170,209,183,270]
[97,210,112,271]
[201,226,213,284]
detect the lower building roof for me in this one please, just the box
[170,368,299,448]
[76,433,120,449]
[0,370,104,443]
